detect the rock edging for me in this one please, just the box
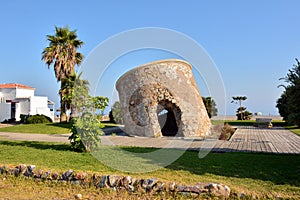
[0,164,230,198]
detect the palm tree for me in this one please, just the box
[42,26,84,122]
[60,72,90,119]
[231,96,250,120]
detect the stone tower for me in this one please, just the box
[116,59,211,138]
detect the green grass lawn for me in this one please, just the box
[223,120,288,127]
[0,122,119,134]
[0,140,299,199]
[285,125,300,136]
[0,123,71,134]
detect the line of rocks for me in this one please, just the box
[0,164,230,198]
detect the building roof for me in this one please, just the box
[0,83,35,90]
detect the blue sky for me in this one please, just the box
[0,0,299,116]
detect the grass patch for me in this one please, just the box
[101,122,122,128]
[0,140,299,198]
[0,122,119,134]
[223,120,288,127]
[224,120,255,126]
[285,125,300,136]
[0,123,71,134]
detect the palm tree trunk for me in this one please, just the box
[70,105,76,119]
[60,81,67,123]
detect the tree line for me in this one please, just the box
[276,59,300,127]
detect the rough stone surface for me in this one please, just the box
[205,183,231,198]
[24,165,35,177]
[116,59,211,138]
[75,172,87,180]
[74,193,82,199]
[107,175,120,187]
[61,170,73,181]
[0,164,231,198]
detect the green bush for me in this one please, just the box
[20,114,29,123]
[26,114,52,124]
[69,114,104,152]
[109,101,123,124]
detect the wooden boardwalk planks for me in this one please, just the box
[100,126,300,154]
[213,126,300,154]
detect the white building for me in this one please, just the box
[0,83,55,122]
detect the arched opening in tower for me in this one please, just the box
[157,100,181,136]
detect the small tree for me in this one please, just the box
[92,96,109,114]
[109,101,123,124]
[231,96,252,120]
[69,113,104,152]
[68,75,109,152]
[202,97,218,118]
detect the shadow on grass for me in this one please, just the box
[0,140,72,151]
[119,147,300,186]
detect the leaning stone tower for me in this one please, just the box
[116,59,211,138]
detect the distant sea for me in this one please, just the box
[211,115,283,121]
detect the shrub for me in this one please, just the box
[26,114,52,124]
[69,114,104,152]
[109,101,123,124]
[219,123,236,140]
[20,114,29,123]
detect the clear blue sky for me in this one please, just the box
[1,0,299,116]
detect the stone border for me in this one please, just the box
[0,164,230,198]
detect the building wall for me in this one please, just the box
[0,88,16,101]
[0,87,54,122]
[0,92,4,103]
[15,88,34,98]
[14,99,31,121]
[31,96,54,121]
[0,103,11,122]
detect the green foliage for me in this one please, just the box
[277,58,300,126]
[20,114,28,123]
[232,96,247,102]
[202,97,218,118]
[69,114,104,152]
[92,96,109,114]
[236,108,252,120]
[67,75,108,152]
[109,101,123,124]
[231,96,252,120]
[26,114,52,124]
[276,92,289,121]
[60,73,76,112]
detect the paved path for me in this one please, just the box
[0,126,300,154]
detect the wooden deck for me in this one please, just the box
[100,126,300,154]
[213,126,300,154]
